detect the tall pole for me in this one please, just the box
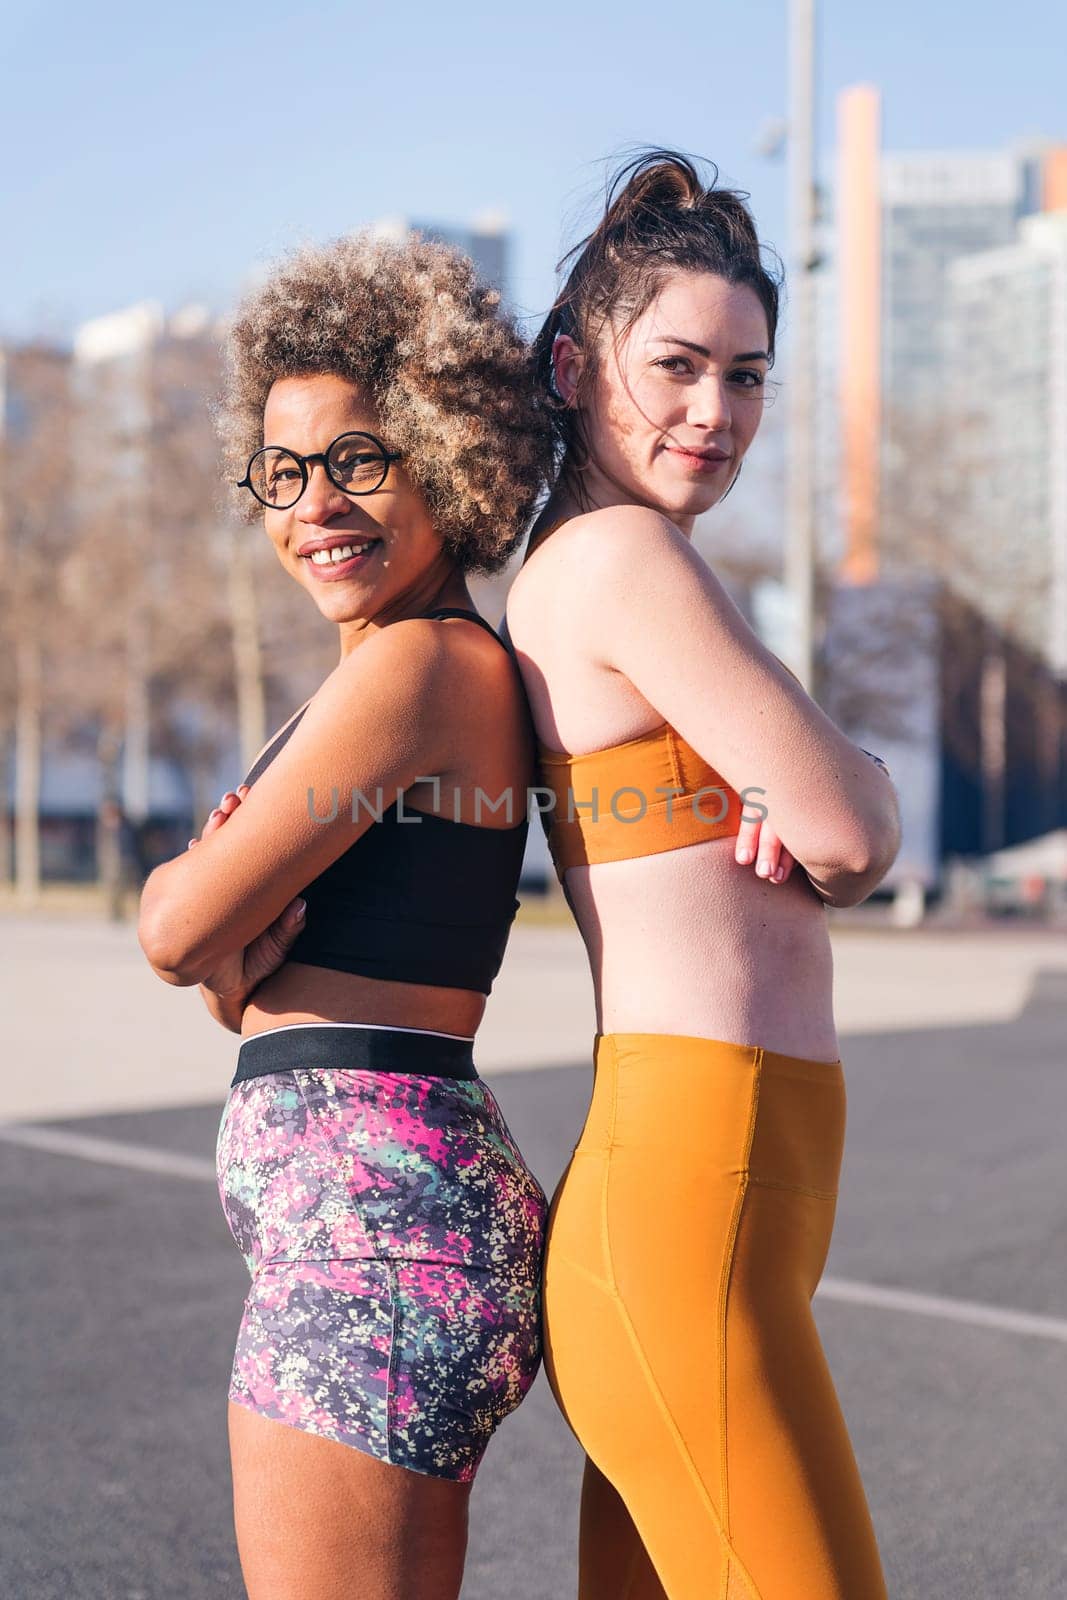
[837,86,882,587]
[785,0,817,692]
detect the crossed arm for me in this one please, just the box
[556,507,902,909]
[181,786,306,1033]
[138,620,454,991]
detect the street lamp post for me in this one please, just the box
[785,0,818,693]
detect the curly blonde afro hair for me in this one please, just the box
[220,231,554,574]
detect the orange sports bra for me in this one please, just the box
[536,649,890,881]
[537,720,746,880]
[534,649,809,883]
[524,517,806,881]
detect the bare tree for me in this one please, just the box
[52,317,256,903]
[0,344,73,901]
[0,312,346,907]
[879,399,1062,779]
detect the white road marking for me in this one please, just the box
[818,1276,1067,1344]
[4,1120,1067,1347]
[0,1122,217,1183]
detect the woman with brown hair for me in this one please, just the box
[138,232,553,1600]
[506,150,899,1599]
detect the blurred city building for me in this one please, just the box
[369,213,510,300]
[880,147,1041,420]
[5,173,1065,910]
[823,93,1067,901]
[834,112,1066,655]
[948,210,1067,674]
[706,108,1067,905]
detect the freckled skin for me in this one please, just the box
[510,270,845,1061]
[542,273,771,539]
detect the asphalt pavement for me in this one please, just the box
[2,971,1066,1598]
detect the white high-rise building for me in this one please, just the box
[878,148,1049,565]
[948,212,1067,675]
[832,123,1067,670]
[880,150,1036,416]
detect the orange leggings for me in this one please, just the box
[542,1032,888,1600]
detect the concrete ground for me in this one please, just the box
[2,917,1066,1597]
[3,913,1067,1121]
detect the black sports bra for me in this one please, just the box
[241,609,529,995]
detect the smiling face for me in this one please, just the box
[558,271,771,534]
[259,372,453,643]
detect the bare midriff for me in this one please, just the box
[562,831,839,1063]
[239,965,486,1041]
[509,512,842,1064]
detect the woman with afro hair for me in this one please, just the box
[139,231,554,1600]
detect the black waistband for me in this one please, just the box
[232,1024,478,1087]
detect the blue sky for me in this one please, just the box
[4,0,1063,343]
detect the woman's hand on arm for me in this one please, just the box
[569,507,902,907]
[733,810,797,886]
[137,620,455,986]
[734,724,896,901]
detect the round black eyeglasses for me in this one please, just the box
[238,431,402,510]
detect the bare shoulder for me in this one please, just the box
[339,612,517,721]
[334,615,451,698]
[539,504,681,567]
[257,614,499,790]
[250,615,493,773]
[509,506,684,620]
